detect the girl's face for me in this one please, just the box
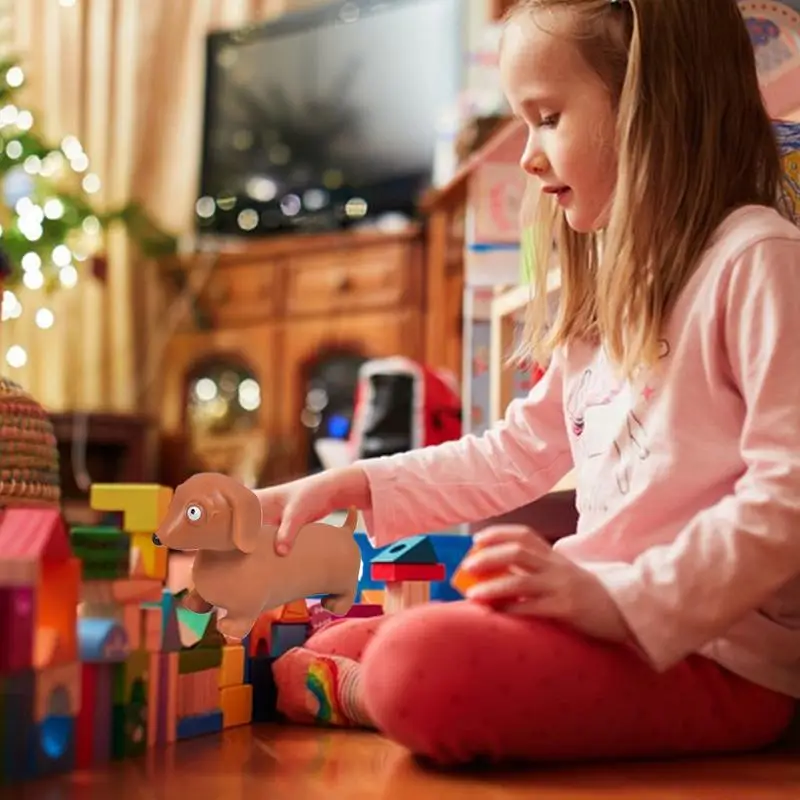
[500,11,619,233]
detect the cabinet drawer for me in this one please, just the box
[200,262,278,325]
[285,244,410,316]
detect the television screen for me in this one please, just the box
[198,0,464,237]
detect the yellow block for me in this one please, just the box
[218,644,245,689]
[130,531,169,580]
[90,483,173,532]
[360,589,385,605]
[220,684,252,729]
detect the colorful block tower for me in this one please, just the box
[370,535,446,613]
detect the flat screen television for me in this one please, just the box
[197,0,464,238]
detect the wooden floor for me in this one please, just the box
[8,725,800,800]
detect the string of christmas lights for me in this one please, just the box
[0,57,176,365]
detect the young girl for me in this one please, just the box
[258,0,800,766]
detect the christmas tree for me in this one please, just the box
[0,57,176,314]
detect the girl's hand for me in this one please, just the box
[255,464,370,556]
[461,526,631,644]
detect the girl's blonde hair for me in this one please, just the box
[510,0,784,376]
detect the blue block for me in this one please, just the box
[270,623,309,657]
[354,532,473,602]
[176,710,223,740]
[371,535,438,565]
[2,670,35,784]
[78,617,129,663]
[249,656,278,722]
[242,635,252,683]
[427,534,474,602]
[29,715,75,779]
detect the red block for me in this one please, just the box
[0,585,34,672]
[370,563,446,582]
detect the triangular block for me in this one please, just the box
[371,535,438,565]
[278,599,309,623]
[198,613,226,649]
[160,591,182,652]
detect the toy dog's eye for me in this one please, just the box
[186,504,203,522]
[152,534,162,547]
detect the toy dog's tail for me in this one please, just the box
[341,506,358,535]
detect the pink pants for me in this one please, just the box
[303,601,795,764]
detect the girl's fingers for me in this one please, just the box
[465,571,549,602]
[461,541,547,575]
[502,593,570,620]
[472,525,551,552]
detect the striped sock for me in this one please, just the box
[274,647,372,728]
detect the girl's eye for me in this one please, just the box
[540,114,560,128]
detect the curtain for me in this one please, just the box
[1,0,307,413]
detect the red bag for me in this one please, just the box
[349,357,462,459]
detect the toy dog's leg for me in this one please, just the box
[321,589,356,617]
[217,612,257,642]
[182,588,213,614]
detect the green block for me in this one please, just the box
[71,525,129,546]
[111,705,126,760]
[113,650,149,705]
[81,563,130,580]
[179,645,222,674]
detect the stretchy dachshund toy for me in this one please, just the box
[153,472,361,641]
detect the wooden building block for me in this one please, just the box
[36,556,81,667]
[89,483,173,533]
[112,578,163,604]
[0,585,35,673]
[219,644,245,689]
[113,649,149,706]
[276,598,310,623]
[77,618,130,664]
[156,652,179,745]
[177,668,221,718]
[30,714,76,779]
[69,526,130,580]
[270,623,309,657]
[76,663,113,769]
[372,535,438,565]
[147,652,161,748]
[176,709,223,740]
[360,589,385,605]
[179,645,222,674]
[35,661,81,722]
[0,670,35,783]
[384,582,431,614]
[370,563,446,583]
[123,604,142,651]
[220,684,252,729]
[129,532,168,580]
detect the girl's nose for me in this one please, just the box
[522,150,549,176]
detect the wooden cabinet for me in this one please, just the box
[159,227,425,486]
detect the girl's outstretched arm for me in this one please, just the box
[360,352,572,546]
[596,234,800,671]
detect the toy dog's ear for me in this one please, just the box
[220,481,261,554]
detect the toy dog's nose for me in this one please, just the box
[152,533,163,547]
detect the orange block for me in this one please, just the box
[278,599,309,623]
[220,684,252,729]
[450,542,507,597]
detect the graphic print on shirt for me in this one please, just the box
[568,339,670,508]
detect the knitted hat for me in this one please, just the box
[0,376,60,507]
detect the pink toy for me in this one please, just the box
[153,472,361,641]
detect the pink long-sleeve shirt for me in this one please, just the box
[361,204,800,699]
